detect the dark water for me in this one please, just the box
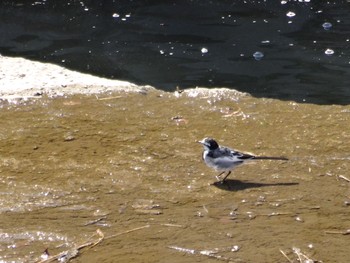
[1,0,350,104]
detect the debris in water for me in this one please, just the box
[171,116,188,125]
[231,245,240,252]
[295,216,304,222]
[83,216,107,226]
[280,247,319,263]
[38,229,104,263]
[322,22,332,30]
[286,11,296,18]
[201,47,208,54]
[38,226,150,262]
[40,248,50,260]
[174,86,184,98]
[168,245,235,261]
[253,51,264,60]
[132,199,163,215]
[64,133,75,142]
[325,229,350,235]
[324,48,334,55]
[338,175,350,182]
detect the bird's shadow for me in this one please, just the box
[212,179,299,192]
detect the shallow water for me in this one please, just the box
[0,89,350,262]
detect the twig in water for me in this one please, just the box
[37,225,150,263]
[160,223,184,228]
[280,247,318,263]
[338,175,350,182]
[168,245,235,261]
[105,224,150,240]
[84,216,107,226]
[292,247,315,263]
[266,212,292,217]
[96,95,123,100]
[325,229,350,235]
[37,229,104,263]
[279,249,293,263]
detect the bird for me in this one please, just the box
[198,137,288,182]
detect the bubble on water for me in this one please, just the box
[295,216,304,222]
[201,47,208,54]
[253,51,264,60]
[231,245,240,252]
[325,48,334,55]
[322,22,332,30]
[286,11,296,18]
[40,249,49,260]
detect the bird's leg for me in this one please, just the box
[221,171,231,182]
[215,171,226,181]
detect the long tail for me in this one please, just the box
[253,156,288,161]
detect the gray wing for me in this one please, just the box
[208,147,255,170]
[216,147,255,160]
[210,147,255,161]
[232,149,255,160]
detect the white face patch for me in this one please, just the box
[199,138,211,149]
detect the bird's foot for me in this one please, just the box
[220,179,228,184]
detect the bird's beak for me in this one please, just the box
[197,139,204,145]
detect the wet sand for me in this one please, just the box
[0,57,349,262]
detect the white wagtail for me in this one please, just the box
[198,137,288,182]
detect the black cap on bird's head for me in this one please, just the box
[198,137,219,150]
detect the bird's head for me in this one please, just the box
[198,137,219,150]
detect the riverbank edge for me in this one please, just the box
[0,55,248,101]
